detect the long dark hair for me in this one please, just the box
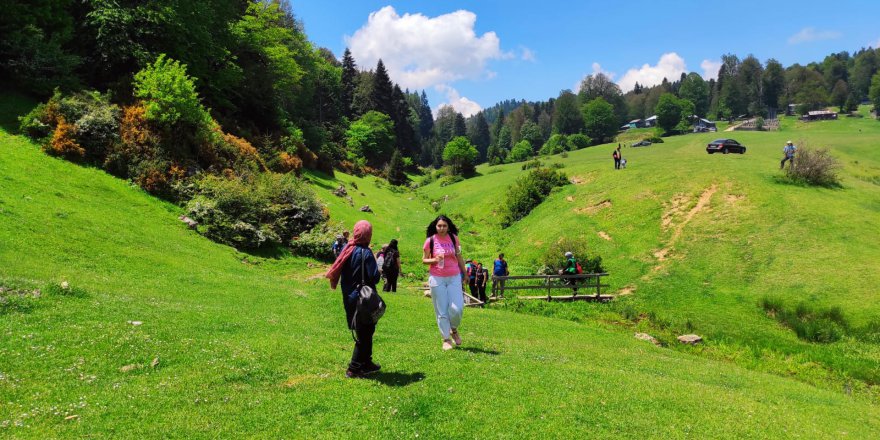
[426,215,459,237]
[387,239,398,251]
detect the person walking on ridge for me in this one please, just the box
[422,215,467,351]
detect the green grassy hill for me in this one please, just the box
[2,94,879,437]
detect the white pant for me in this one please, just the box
[429,275,463,339]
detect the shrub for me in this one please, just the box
[184,173,326,249]
[18,103,53,139]
[521,159,543,170]
[442,136,478,176]
[133,54,213,130]
[289,221,346,262]
[783,145,841,187]
[535,236,604,275]
[500,168,569,227]
[46,117,85,160]
[568,134,592,150]
[760,296,850,343]
[646,136,664,143]
[508,140,533,162]
[539,134,568,155]
[439,175,464,187]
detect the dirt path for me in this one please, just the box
[650,184,718,271]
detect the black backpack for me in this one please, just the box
[351,249,386,339]
[382,249,397,272]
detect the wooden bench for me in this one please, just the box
[492,273,613,302]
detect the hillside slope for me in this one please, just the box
[2,101,879,437]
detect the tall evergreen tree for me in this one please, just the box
[340,48,357,118]
[453,113,467,137]
[468,112,491,161]
[371,59,394,117]
[418,90,434,139]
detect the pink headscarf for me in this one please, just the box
[326,220,372,289]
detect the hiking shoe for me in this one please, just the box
[345,368,364,379]
[450,329,462,346]
[361,361,381,375]
[442,339,454,351]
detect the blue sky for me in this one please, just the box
[292,1,880,116]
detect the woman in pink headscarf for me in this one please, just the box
[326,220,382,378]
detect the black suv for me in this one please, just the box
[706,138,746,154]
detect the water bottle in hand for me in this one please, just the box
[437,249,445,268]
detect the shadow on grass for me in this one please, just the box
[366,371,425,387]
[459,346,500,356]
[239,244,292,260]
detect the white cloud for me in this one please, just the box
[700,59,722,80]
[873,38,880,49]
[435,85,482,118]
[347,6,504,90]
[521,46,536,62]
[787,27,841,45]
[617,53,687,92]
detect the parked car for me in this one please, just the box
[631,140,652,147]
[706,138,746,154]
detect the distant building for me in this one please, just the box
[801,110,838,121]
[692,117,717,132]
[622,119,645,129]
[644,115,658,127]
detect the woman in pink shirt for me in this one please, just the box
[422,215,467,350]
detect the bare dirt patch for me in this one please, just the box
[566,196,575,202]
[569,174,594,185]
[617,285,636,296]
[725,194,745,203]
[575,199,612,215]
[597,231,612,241]
[651,184,718,272]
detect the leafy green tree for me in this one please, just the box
[763,59,785,109]
[678,73,709,116]
[578,73,627,126]
[133,54,212,129]
[581,97,617,142]
[539,134,568,155]
[552,90,583,134]
[442,136,478,176]
[568,133,592,150]
[674,99,695,132]
[655,93,683,133]
[850,49,879,100]
[520,120,544,152]
[508,140,533,162]
[870,72,880,119]
[386,150,408,185]
[831,80,849,112]
[346,111,395,167]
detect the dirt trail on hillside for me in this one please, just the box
[648,184,718,275]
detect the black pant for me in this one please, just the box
[476,283,487,302]
[614,157,621,169]
[781,155,794,169]
[343,291,376,368]
[469,280,477,298]
[383,270,398,292]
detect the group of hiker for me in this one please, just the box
[332,232,400,293]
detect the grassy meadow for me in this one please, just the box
[2,92,880,438]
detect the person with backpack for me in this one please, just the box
[326,220,382,378]
[422,215,467,351]
[382,239,401,293]
[331,232,347,257]
[492,253,509,298]
[475,262,489,304]
[613,146,622,170]
[560,251,581,293]
[467,259,479,299]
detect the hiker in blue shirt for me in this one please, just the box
[780,140,797,170]
[492,253,509,298]
[331,231,349,257]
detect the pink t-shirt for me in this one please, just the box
[423,234,461,277]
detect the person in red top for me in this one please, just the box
[422,215,467,351]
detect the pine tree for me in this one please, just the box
[418,91,434,139]
[469,112,491,161]
[341,48,357,119]
[371,59,394,117]
[386,150,408,185]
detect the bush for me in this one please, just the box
[289,221,346,262]
[535,236,605,275]
[783,145,841,187]
[508,140,533,162]
[760,296,850,343]
[646,136,664,143]
[18,103,53,139]
[521,159,544,170]
[568,134,591,150]
[133,54,213,130]
[439,175,464,187]
[539,134,568,155]
[184,173,327,249]
[45,117,85,160]
[500,168,568,227]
